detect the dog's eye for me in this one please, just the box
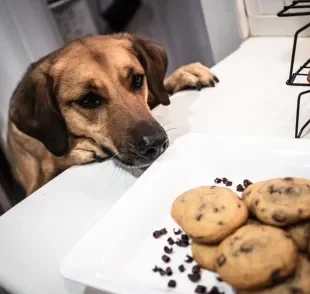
[132,74,144,90]
[77,93,102,109]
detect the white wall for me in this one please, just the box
[200,0,245,64]
[0,0,62,146]
[245,0,310,36]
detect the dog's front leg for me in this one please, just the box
[164,62,219,95]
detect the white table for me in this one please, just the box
[1,37,310,294]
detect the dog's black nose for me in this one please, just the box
[137,134,169,159]
[134,121,169,160]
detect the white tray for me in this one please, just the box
[61,134,310,294]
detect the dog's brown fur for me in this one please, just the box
[7,33,218,196]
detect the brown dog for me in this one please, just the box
[7,33,218,196]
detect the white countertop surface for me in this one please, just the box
[1,37,310,294]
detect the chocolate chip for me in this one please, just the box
[192,265,201,273]
[211,186,216,189]
[181,234,189,241]
[164,246,173,254]
[213,208,219,213]
[243,179,252,188]
[185,255,194,263]
[176,238,189,247]
[167,280,176,288]
[298,208,303,215]
[214,178,222,184]
[218,221,223,225]
[195,285,206,293]
[188,273,201,282]
[196,214,203,221]
[208,287,224,294]
[236,184,244,192]
[284,177,293,181]
[222,177,228,184]
[255,200,260,206]
[165,266,173,276]
[225,180,232,187]
[158,268,166,276]
[159,228,167,235]
[167,237,175,245]
[179,264,185,272]
[173,228,182,235]
[240,244,253,253]
[216,276,223,282]
[162,255,170,263]
[153,230,161,239]
[272,212,287,223]
[217,254,226,267]
[271,269,282,284]
[152,265,159,272]
[289,287,304,294]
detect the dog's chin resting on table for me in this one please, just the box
[7,33,218,196]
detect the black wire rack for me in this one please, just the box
[277,1,310,138]
[278,0,310,17]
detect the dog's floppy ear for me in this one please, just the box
[132,36,170,106]
[9,62,69,156]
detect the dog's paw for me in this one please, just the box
[164,62,219,95]
[66,138,108,165]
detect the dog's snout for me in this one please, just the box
[137,134,168,159]
[134,121,169,160]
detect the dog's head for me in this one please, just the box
[10,34,171,167]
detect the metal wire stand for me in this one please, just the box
[278,1,310,138]
[278,0,310,17]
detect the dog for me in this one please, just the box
[7,33,218,196]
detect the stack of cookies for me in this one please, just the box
[171,177,310,293]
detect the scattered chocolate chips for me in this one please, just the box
[185,255,194,263]
[195,285,206,293]
[164,246,173,254]
[243,179,252,188]
[236,184,244,192]
[196,214,203,221]
[225,180,232,187]
[181,234,189,241]
[216,276,223,282]
[217,254,226,267]
[162,255,171,263]
[159,268,166,276]
[218,221,223,225]
[167,237,175,245]
[167,280,176,288]
[208,287,224,294]
[179,264,185,272]
[214,178,222,184]
[176,238,189,247]
[188,273,201,282]
[160,228,167,235]
[165,266,173,276]
[153,230,161,239]
[173,228,182,235]
[152,265,159,272]
[222,177,228,184]
[192,265,201,273]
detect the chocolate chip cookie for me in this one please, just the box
[191,241,218,272]
[242,177,310,226]
[238,255,310,294]
[174,186,248,244]
[216,224,298,290]
[286,221,310,252]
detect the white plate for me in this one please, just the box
[61,134,310,294]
